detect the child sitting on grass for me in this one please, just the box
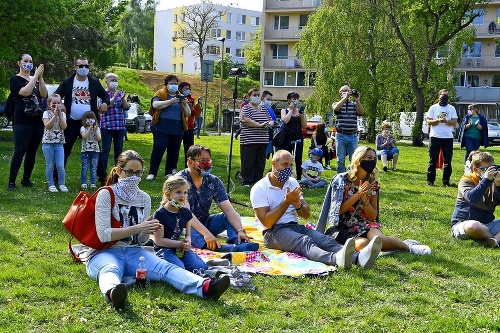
[300,148,328,188]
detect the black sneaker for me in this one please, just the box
[110,283,127,310]
[21,180,33,187]
[383,166,388,172]
[426,181,434,186]
[205,275,230,300]
[7,182,16,190]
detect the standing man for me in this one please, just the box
[332,85,364,173]
[178,145,260,252]
[55,57,109,174]
[426,89,458,186]
[451,152,500,247]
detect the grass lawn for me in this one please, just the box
[1,129,500,332]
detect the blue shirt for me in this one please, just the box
[153,206,192,252]
[152,95,183,135]
[177,169,228,225]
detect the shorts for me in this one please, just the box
[452,219,500,239]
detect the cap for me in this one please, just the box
[287,91,299,100]
[310,148,323,158]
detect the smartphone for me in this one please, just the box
[177,95,186,101]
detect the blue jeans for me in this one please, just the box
[464,137,481,162]
[100,128,126,176]
[86,247,205,299]
[81,151,99,185]
[300,178,327,188]
[196,117,203,137]
[156,248,208,273]
[191,213,239,249]
[376,147,400,160]
[149,126,183,176]
[42,143,65,186]
[335,133,358,173]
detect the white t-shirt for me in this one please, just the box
[427,103,457,139]
[70,77,91,120]
[250,174,303,229]
[301,159,324,177]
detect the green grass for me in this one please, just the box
[1,130,500,332]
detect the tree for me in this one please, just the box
[214,53,234,79]
[242,26,262,81]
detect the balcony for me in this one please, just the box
[263,56,303,69]
[264,26,302,40]
[265,0,321,10]
[455,86,500,104]
[455,55,500,70]
[473,22,500,37]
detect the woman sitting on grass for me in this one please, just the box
[322,145,431,255]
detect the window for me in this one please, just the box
[172,64,176,72]
[173,47,177,57]
[173,31,178,39]
[180,63,184,73]
[264,72,274,85]
[236,31,246,41]
[495,44,500,58]
[297,72,306,86]
[210,28,222,38]
[174,14,178,23]
[435,45,449,59]
[207,45,220,55]
[251,17,260,26]
[237,14,246,24]
[462,42,482,57]
[299,15,308,29]
[308,72,316,86]
[250,32,255,40]
[226,30,232,40]
[217,12,223,21]
[272,44,288,59]
[472,9,484,25]
[180,47,184,56]
[227,13,232,22]
[274,16,289,30]
[226,47,231,54]
[181,13,185,22]
[236,49,245,58]
[275,72,285,86]
[493,75,500,87]
[286,72,296,86]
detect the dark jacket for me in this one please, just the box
[55,74,110,119]
[458,113,489,148]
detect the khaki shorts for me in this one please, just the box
[452,220,500,239]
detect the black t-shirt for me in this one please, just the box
[10,75,44,126]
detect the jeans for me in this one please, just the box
[240,143,267,185]
[300,178,327,188]
[335,133,358,173]
[427,137,453,184]
[86,247,205,299]
[263,223,345,265]
[81,151,99,185]
[196,117,203,137]
[183,129,195,167]
[99,128,126,179]
[282,139,304,180]
[9,123,44,183]
[464,137,481,162]
[190,213,239,249]
[42,143,65,186]
[149,126,183,176]
[376,147,400,160]
[156,248,208,273]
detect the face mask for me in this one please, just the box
[262,100,272,108]
[183,89,191,96]
[467,109,472,115]
[250,96,261,104]
[196,160,213,177]
[291,100,299,106]
[168,84,178,92]
[169,199,184,209]
[439,94,449,106]
[86,119,95,126]
[274,167,293,184]
[382,130,389,136]
[21,63,33,71]
[76,67,89,76]
[360,159,377,174]
[114,175,141,202]
[108,81,118,90]
[244,97,250,103]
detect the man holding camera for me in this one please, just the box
[332,85,364,173]
[451,152,500,247]
[426,89,458,186]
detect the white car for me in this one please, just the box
[125,103,151,133]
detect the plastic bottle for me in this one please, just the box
[135,256,147,289]
[176,228,186,258]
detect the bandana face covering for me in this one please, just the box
[112,175,141,202]
[169,199,185,209]
[275,167,293,183]
[196,160,213,177]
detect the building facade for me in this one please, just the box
[154,4,261,75]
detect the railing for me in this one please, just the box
[455,86,500,102]
[473,21,500,36]
[265,0,321,10]
[455,55,500,69]
[263,56,303,68]
[264,26,302,39]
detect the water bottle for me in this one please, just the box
[176,228,186,258]
[135,256,147,289]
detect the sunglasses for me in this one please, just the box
[119,167,144,177]
[76,64,90,68]
[191,158,212,163]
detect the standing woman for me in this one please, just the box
[146,74,191,180]
[239,88,274,186]
[458,104,489,162]
[86,150,229,310]
[179,82,199,167]
[8,54,47,190]
[281,91,307,180]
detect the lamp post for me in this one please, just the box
[217,37,225,135]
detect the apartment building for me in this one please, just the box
[154,4,261,74]
[454,1,500,120]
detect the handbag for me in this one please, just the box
[23,93,43,116]
[272,121,286,147]
[62,187,121,262]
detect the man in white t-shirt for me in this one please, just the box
[426,89,458,186]
[250,150,382,269]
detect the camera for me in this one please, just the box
[229,66,248,77]
[351,89,359,97]
[176,95,186,101]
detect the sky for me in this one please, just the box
[157,0,263,12]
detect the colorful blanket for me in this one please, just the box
[192,217,337,277]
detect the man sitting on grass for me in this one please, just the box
[250,150,382,269]
[451,152,500,247]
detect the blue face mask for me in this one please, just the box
[21,63,33,71]
[77,67,89,76]
[183,89,191,96]
[275,167,293,183]
[262,100,272,108]
[168,84,178,92]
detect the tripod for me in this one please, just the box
[226,75,249,208]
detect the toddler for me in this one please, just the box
[300,148,328,188]
[153,176,208,272]
[42,93,68,192]
[80,111,101,190]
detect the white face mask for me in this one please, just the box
[108,81,118,90]
[250,96,261,104]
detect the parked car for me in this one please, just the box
[303,114,323,138]
[488,122,500,145]
[125,103,151,133]
[0,100,9,128]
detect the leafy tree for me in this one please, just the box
[214,53,234,79]
[242,26,262,81]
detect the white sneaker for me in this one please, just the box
[358,235,382,269]
[81,184,88,190]
[409,244,431,255]
[335,237,355,269]
[325,165,332,170]
[403,239,420,246]
[172,169,177,175]
[48,185,58,192]
[59,185,69,192]
[146,174,155,181]
[90,184,96,189]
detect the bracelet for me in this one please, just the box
[236,228,245,233]
[295,203,303,211]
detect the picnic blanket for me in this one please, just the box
[192,217,337,277]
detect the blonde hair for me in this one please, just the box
[105,72,118,81]
[472,152,494,168]
[161,176,188,205]
[46,93,61,106]
[381,121,392,130]
[347,145,377,184]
